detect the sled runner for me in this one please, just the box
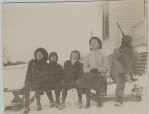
[90,77,143,102]
[4,88,36,112]
[90,72,143,102]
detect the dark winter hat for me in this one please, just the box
[70,50,80,60]
[49,52,58,62]
[121,35,133,46]
[34,47,48,63]
[89,36,102,49]
[122,35,132,42]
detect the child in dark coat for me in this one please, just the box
[23,48,48,114]
[44,52,64,108]
[58,50,84,110]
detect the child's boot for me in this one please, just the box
[85,99,90,109]
[115,95,123,107]
[78,98,83,108]
[55,100,60,108]
[78,102,83,109]
[36,100,42,111]
[50,100,55,107]
[96,92,103,108]
[85,89,90,109]
[58,100,65,110]
[55,92,60,108]
[23,106,30,114]
[97,101,103,108]
[58,103,65,110]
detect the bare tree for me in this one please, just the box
[3,47,11,64]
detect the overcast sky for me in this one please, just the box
[3,2,103,63]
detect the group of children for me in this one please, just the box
[22,36,139,114]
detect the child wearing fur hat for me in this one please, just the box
[23,48,48,114]
[44,52,64,108]
[58,50,84,110]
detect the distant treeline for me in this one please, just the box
[3,61,27,67]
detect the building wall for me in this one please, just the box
[101,0,145,55]
[101,2,118,55]
[134,22,146,47]
[116,0,145,47]
[101,0,147,73]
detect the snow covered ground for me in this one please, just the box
[3,65,148,114]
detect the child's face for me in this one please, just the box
[71,52,79,60]
[122,38,132,46]
[50,55,57,63]
[90,39,100,50]
[36,51,43,61]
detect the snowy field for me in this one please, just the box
[3,65,148,114]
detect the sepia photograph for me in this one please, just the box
[2,0,148,114]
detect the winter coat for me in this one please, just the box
[25,60,48,85]
[63,60,84,82]
[44,62,64,90]
[23,48,48,95]
[109,48,139,80]
[62,60,84,89]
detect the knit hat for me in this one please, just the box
[49,52,58,62]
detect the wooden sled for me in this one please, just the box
[90,74,142,102]
[90,93,142,103]
[4,88,35,112]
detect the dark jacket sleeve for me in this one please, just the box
[37,63,48,84]
[110,49,125,79]
[24,59,34,84]
[63,61,67,69]
[63,61,68,79]
[113,48,122,59]
[130,48,140,60]
[55,64,64,81]
[78,62,84,79]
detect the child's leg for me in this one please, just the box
[115,75,125,97]
[55,89,60,106]
[24,85,30,107]
[77,88,83,108]
[35,89,42,111]
[61,88,67,104]
[58,81,70,110]
[100,76,107,96]
[85,89,91,108]
[58,88,67,110]
[115,73,125,105]
[23,84,31,113]
[96,89,103,107]
[45,88,54,103]
[77,88,82,103]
